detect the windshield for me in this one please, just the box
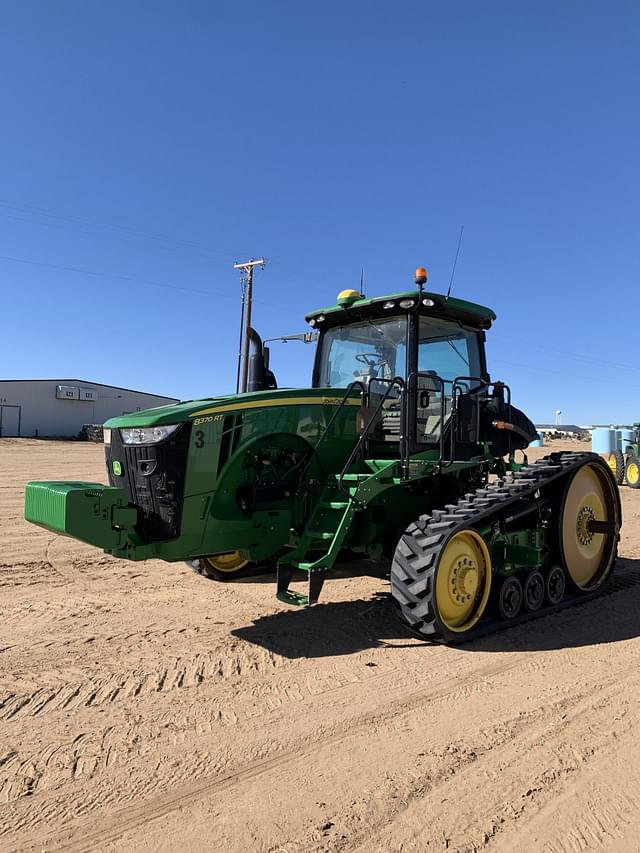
[315,314,483,389]
[316,316,407,388]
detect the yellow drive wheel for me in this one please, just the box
[607,449,624,485]
[434,529,492,633]
[625,455,640,489]
[560,461,619,591]
[199,551,251,581]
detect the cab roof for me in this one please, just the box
[305,290,496,330]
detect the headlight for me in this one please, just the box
[120,424,181,445]
[103,428,111,445]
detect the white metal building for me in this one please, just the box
[0,380,179,438]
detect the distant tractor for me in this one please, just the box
[607,425,640,488]
[24,268,622,643]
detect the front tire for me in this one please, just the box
[191,552,257,581]
[607,450,625,485]
[625,455,640,489]
[391,518,492,641]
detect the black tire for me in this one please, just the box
[546,565,566,604]
[390,515,492,643]
[189,557,267,582]
[496,576,523,620]
[625,455,640,489]
[523,570,545,612]
[607,449,625,485]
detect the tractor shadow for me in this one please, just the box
[233,592,421,659]
[233,558,640,659]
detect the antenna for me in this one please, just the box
[446,225,464,301]
[360,267,364,296]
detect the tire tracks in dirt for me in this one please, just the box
[0,645,594,851]
[339,658,640,853]
[5,595,640,841]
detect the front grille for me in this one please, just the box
[106,423,191,540]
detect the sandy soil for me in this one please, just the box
[1,438,640,853]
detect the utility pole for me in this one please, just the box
[233,258,265,393]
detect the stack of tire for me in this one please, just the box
[79,424,104,442]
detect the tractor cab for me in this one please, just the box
[305,270,534,462]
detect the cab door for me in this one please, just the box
[405,317,487,455]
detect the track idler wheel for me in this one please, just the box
[497,576,523,620]
[546,565,566,604]
[523,570,545,612]
[559,459,620,592]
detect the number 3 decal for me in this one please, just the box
[195,430,205,448]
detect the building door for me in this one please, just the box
[0,405,21,437]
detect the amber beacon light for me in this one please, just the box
[415,267,428,286]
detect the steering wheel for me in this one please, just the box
[355,353,383,367]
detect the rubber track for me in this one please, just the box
[391,451,621,644]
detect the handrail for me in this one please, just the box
[451,375,488,463]
[297,381,367,487]
[451,377,513,458]
[337,377,405,500]
[405,371,447,473]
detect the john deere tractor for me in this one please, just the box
[607,427,640,489]
[25,268,621,643]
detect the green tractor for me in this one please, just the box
[607,427,640,489]
[24,268,621,643]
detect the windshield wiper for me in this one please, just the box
[446,338,469,367]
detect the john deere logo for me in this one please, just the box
[112,460,122,476]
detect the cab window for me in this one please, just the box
[316,316,407,388]
[418,317,482,387]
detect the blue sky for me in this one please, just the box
[1,1,639,425]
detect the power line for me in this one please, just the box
[490,356,635,387]
[0,197,230,256]
[491,331,640,374]
[0,210,229,263]
[0,253,285,311]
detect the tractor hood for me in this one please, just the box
[104,387,357,429]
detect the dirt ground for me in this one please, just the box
[2,438,640,853]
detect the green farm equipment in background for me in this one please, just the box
[25,268,621,643]
[607,425,640,489]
